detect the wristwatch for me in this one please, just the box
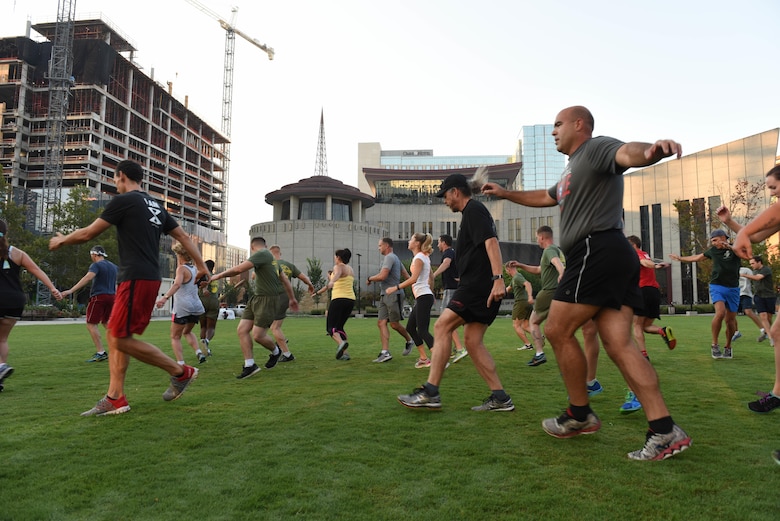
[491,275,502,281]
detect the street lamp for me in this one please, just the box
[356,253,362,315]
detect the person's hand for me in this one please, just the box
[48,233,66,251]
[61,289,71,297]
[385,286,396,295]
[669,254,681,261]
[155,296,167,309]
[481,182,505,198]
[289,299,300,312]
[646,140,682,160]
[487,279,505,307]
[715,205,732,224]
[732,230,753,259]
[51,288,63,301]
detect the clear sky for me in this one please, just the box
[3,0,779,244]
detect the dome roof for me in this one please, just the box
[265,176,375,208]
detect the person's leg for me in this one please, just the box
[544,301,595,406]
[416,295,435,349]
[770,317,780,396]
[237,318,255,361]
[632,315,648,358]
[513,318,530,345]
[530,312,545,355]
[427,310,465,387]
[582,319,600,383]
[252,325,277,351]
[182,322,201,355]
[85,322,105,353]
[377,319,390,351]
[271,318,290,354]
[170,322,186,363]
[463,322,505,391]
[596,306,671,421]
[711,300,726,345]
[744,308,765,332]
[0,317,17,364]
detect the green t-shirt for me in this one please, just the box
[250,249,283,297]
[702,247,740,287]
[273,258,301,296]
[540,244,564,291]
[753,265,775,298]
[511,272,529,301]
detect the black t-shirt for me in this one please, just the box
[441,247,458,290]
[100,190,178,282]
[456,199,497,293]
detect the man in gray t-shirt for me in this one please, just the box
[482,105,690,461]
[367,238,414,362]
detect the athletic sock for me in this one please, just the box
[245,359,255,367]
[492,389,508,401]
[272,346,280,356]
[423,382,439,396]
[648,416,674,435]
[568,404,592,422]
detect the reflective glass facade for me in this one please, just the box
[519,125,566,190]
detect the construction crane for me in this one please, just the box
[184,0,274,239]
[41,0,76,233]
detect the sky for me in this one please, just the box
[2,0,780,244]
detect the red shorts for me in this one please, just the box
[107,280,161,338]
[86,294,115,325]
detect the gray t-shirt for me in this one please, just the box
[548,136,626,253]
[380,252,401,295]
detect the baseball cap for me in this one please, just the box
[89,245,108,257]
[435,174,469,197]
[710,229,728,239]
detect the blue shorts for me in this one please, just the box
[710,284,739,313]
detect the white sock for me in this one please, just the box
[196,349,203,355]
[177,360,185,365]
[245,359,255,367]
[272,346,280,356]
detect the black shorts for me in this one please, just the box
[447,286,500,325]
[172,314,200,325]
[554,230,642,312]
[636,286,660,319]
[754,296,776,315]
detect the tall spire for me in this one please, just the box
[314,108,329,177]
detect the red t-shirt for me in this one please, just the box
[637,249,659,289]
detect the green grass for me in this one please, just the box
[1,315,777,520]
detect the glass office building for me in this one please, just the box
[518,124,567,190]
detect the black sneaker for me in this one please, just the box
[198,353,207,364]
[265,347,283,369]
[748,391,780,413]
[237,364,261,380]
[527,353,547,366]
[397,386,442,409]
[0,365,14,383]
[279,353,295,362]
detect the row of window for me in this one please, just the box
[280,199,353,222]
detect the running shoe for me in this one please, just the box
[660,326,677,349]
[402,340,415,356]
[471,394,515,412]
[336,341,349,360]
[451,349,469,364]
[162,365,198,401]
[373,351,392,363]
[517,344,534,351]
[619,391,642,414]
[748,391,780,413]
[414,358,431,369]
[198,352,207,364]
[758,331,768,342]
[265,347,283,369]
[0,365,14,382]
[731,331,742,342]
[279,353,295,362]
[338,353,351,361]
[237,364,261,380]
[721,347,732,359]
[542,411,601,438]
[711,344,722,359]
[397,386,441,409]
[81,395,131,417]
[527,352,547,366]
[86,352,108,363]
[772,449,780,465]
[627,425,691,461]
[587,380,603,397]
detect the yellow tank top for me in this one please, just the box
[332,275,355,300]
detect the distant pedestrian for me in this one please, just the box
[504,261,534,350]
[0,219,62,391]
[431,234,466,362]
[156,242,206,365]
[269,245,315,362]
[387,233,435,368]
[198,260,219,355]
[316,248,355,360]
[367,238,415,363]
[211,237,298,379]
[61,245,117,363]
[398,170,514,412]
[49,159,204,416]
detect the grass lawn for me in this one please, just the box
[1,314,777,520]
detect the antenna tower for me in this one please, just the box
[313,109,328,177]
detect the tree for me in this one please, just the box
[307,257,327,308]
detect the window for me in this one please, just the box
[531,217,537,232]
[298,198,325,220]
[514,218,522,242]
[281,200,290,221]
[332,199,352,222]
[508,219,515,241]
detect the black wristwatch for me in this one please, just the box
[491,275,502,281]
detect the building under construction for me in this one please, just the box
[0,17,231,270]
